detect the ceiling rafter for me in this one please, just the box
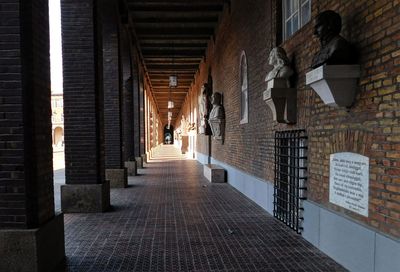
[126,0,227,125]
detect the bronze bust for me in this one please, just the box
[311,10,356,69]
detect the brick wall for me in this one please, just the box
[62,0,105,184]
[0,0,54,229]
[282,0,400,238]
[181,0,400,238]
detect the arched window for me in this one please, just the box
[240,51,248,124]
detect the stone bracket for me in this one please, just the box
[263,87,297,124]
[203,164,226,183]
[306,65,360,107]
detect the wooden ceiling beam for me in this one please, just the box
[139,37,209,43]
[128,4,224,12]
[137,27,214,35]
[148,74,195,79]
[147,64,198,69]
[135,22,216,29]
[141,42,207,49]
[134,16,218,24]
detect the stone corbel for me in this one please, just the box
[263,79,297,124]
[306,65,360,107]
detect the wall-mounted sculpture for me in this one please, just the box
[198,83,212,135]
[208,92,225,143]
[306,10,360,107]
[180,115,189,154]
[180,115,188,136]
[263,47,297,124]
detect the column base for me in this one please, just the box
[61,181,110,213]
[136,156,143,169]
[141,153,147,164]
[106,168,128,188]
[124,161,137,176]
[0,214,65,272]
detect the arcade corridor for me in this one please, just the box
[1,0,400,271]
[61,145,344,271]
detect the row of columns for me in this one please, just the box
[61,0,145,211]
[145,91,161,159]
[0,0,149,271]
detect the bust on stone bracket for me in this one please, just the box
[306,10,360,108]
[263,47,297,124]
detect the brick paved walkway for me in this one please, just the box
[61,145,346,271]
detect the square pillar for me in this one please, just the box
[0,1,65,270]
[61,0,110,212]
[100,0,127,180]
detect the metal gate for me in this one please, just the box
[274,130,307,233]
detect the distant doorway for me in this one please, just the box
[164,125,174,145]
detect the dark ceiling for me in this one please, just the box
[127,0,228,125]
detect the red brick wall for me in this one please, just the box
[181,0,400,238]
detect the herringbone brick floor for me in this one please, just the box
[59,145,346,271]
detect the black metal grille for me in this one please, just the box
[274,130,307,233]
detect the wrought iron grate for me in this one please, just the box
[274,130,307,233]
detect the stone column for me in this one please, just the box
[0,1,65,271]
[101,0,127,187]
[61,0,110,211]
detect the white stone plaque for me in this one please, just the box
[329,152,369,217]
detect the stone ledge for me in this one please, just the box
[0,213,65,272]
[203,164,226,183]
[61,181,110,213]
[124,161,137,176]
[106,168,128,188]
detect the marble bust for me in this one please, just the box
[265,47,293,88]
[311,10,356,69]
[209,92,224,120]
